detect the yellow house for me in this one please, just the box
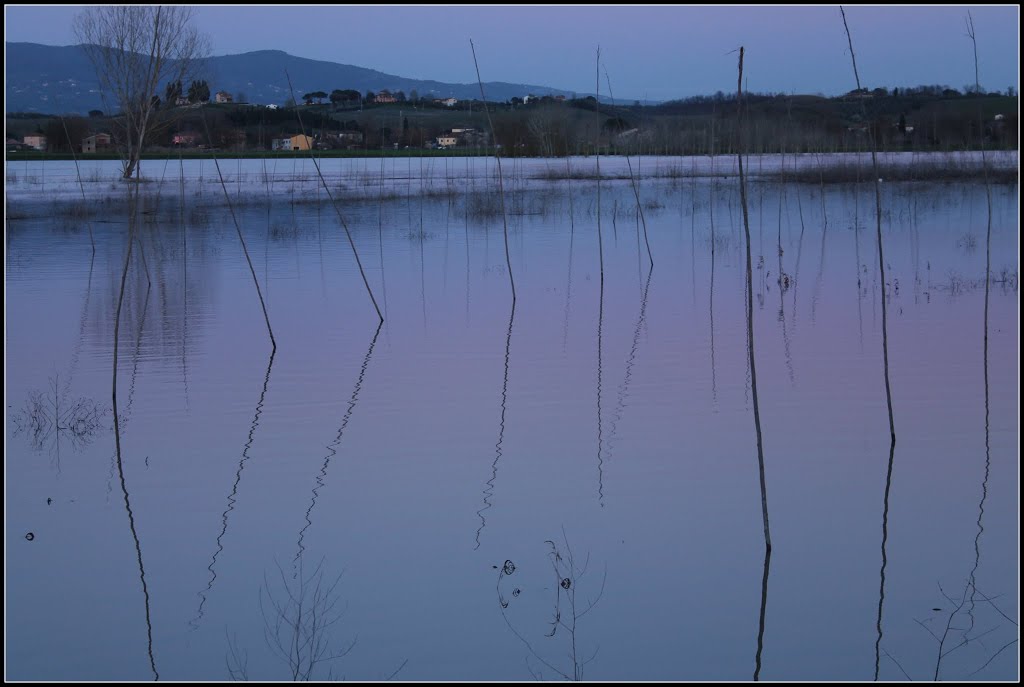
[289,134,313,151]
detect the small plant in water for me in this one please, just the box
[228,557,355,681]
[11,374,108,466]
[494,530,606,681]
[957,232,978,254]
[226,556,407,681]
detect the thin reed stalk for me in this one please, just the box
[840,7,894,442]
[961,14,994,683]
[840,8,897,681]
[966,13,993,325]
[200,113,277,350]
[737,47,771,554]
[378,125,389,321]
[603,68,653,268]
[135,227,152,288]
[595,46,606,503]
[56,110,96,254]
[285,71,384,323]
[469,40,515,304]
[566,156,575,234]
[736,47,772,682]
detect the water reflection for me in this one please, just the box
[709,176,718,404]
[775,192,795,385]
[595,125,606,505]
[419,157,428,330]
[596,247,605,505]
[106,279,152,495]
[562,216,576,353]
[873,436,896,680]
[909,152,1017,682]
[465,187,472,327]
[294,322,383,569]
[754,547,772,680]
[604,267,653,468]
[853,187,866,351]
[474,300,516,550]
[790,187,807,329]
[810,206,829,325]
[111,190,158,680]
[67,254,95,383]
[562,162,576,353]
[190,347,276,630]
[11,374,107,469]
[4,162,1019,681]
[690,167,697,307]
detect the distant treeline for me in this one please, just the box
[7,84,1017,158]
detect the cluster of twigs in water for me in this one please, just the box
[495,531,607,681]
[227,557,355,682]
[934,268,1019,295]
[874,581,1018,681]
[11,375,108,455]
[226,556,408,682]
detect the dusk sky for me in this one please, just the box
[5,5,1020,100]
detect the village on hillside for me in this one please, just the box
[6,79,1018,157]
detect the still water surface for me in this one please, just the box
[5,165,1019,681]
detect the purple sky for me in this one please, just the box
[5,5,1019,100]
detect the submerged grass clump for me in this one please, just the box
[957,233,978,253]
[785,155,1018,184]
[936,267,1018,294]
[466,189,503,219]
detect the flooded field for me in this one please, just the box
[5,156,1019,681]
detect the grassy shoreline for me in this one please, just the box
[6,145,1019,164]
[5,148,496,162]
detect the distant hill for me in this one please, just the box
[5,42,595,114]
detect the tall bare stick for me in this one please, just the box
[595,46,606,503]
[965,12,992,337]
[840,8,897,681]
[603,67,654,268]
[200,113,277,350]
[960,14,994,683]
[736,47,772,682]
[55,107,95,255]
[285,71,384,323]
[469,40,516,304]
[736,47,771,553]
[595,47,605,285]
[840,7,894,441]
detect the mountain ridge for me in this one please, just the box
[5,42,619,114]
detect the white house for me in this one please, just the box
[81,133,113,153]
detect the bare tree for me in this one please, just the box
[74,6,209,179]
